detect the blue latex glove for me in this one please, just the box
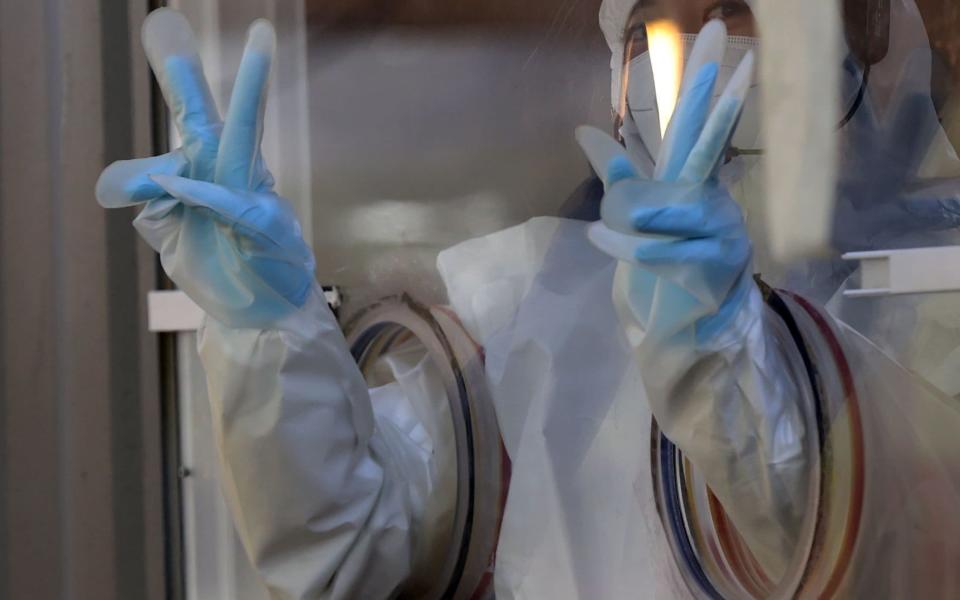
[587,27,816,576]
[590,47,756,343]
[601,158,753,342]
[96,9,314,328]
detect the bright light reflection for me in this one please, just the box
[646,19,682,137]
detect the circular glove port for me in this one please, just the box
[344,295,508,600]
[652,290,864,600]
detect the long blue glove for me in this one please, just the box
[588,42,756,344]
[600,161,753,343]
[584,24,810,576]
[96,9,315,328]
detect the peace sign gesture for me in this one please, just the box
[96,8,315,328]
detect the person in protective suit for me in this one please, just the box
[97,1,960,597]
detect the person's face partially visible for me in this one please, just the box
[654,0,757,36]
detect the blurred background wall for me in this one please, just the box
[0,0,167,598]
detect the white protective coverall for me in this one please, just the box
[181,0,960,598]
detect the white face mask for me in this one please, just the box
[622,34,865,166]
[623,35,762,164]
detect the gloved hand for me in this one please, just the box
[96,9,315,329]
[584,19,757,344]
[599,161,753,344]
[584,24,811,576]
[833,47,960,251]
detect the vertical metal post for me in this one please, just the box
[0,0,165,598]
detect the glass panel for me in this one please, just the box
[163,7,311,600]
[344,297,505,598]
[304,2,612,311]
[164,0,960,597]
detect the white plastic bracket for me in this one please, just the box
[842,246,960,297]
[147,289,341,332]
[148,290,205,332]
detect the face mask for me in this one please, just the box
[623,34,865,166]
[623,35,760,164]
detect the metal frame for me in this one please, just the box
[344,295,505,600]
[0,0,166,598]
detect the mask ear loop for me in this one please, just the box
[838,58,870,129]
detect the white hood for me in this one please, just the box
[599,0,756,111]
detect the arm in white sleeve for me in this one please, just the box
[197,285,428,600]
[615,265,810,577]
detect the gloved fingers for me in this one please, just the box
[679,51,755,184]
[842,72,938,198]
[231,194,312,256]
[142,9,222,171]
[634,237,751,282]
[679,19,727,98]
[587,221,662,263]
[215,20,276,190]
[634,236,744,264]
[634,236,751,307]
[629,199,742,238]
[654,19,726,181]
[149,174,305,253]
[677,95,738,183]
[600,176,707,234]
[606,155,638,187]
[96,151,189,208]
[655,61,719,182]
[576,126,635,188]
[149,174,258,229]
